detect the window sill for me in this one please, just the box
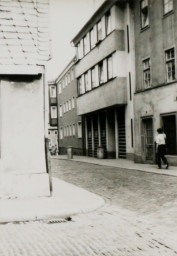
[163,10,174,18]
[140,25,150,33]
[135,79,177,94]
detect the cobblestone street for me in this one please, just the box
[1,159,177,255]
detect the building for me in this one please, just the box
[71,0,135,159]
[56,58,83,155]
[133,0,177,166]
[48,81,58,155]
[0,0,51,198]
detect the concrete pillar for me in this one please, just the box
[0,75,50,199]
[98,113,101,147]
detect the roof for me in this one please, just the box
[0,0,51,74]
[71,0,130,46]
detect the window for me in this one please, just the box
[83,33,90,55]
[63,103,66,113]
[70,125,72,136]
[97,20,102,41]
[62,80,65,89]
[105,12,111,35]
[78,121,82,138]
[65,76,68,87]
[51,106,57,118]
[91,67,96,88]
[67,126,69,137]
[77,75,85,95]
[64,127,66,137]
[65,101,68,112]
[60,128,63,139]
[98,61,104,84]
[59,105,62,117]
[107,56,113,79]
[77,40,84,59]
[72,97,75,108]
[164,0,173,14]
[140,0,149,29]
[69,99,71,111]
[58,82,62,94]
[73,124,76,136]
[165,48,175,82]
[50,86,56,98]
[143,58,151,88]
[90,28,95,49]
[85,71,91,91]
[67,72,71,84]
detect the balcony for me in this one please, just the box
[77,77,127,115]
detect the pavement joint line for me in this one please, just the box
[53,157,177,177]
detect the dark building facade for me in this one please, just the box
[56,58,83,155]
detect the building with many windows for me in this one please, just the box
[48,81,58,155]
[56,58,83,155]
[71,0,135,159]
[134,0,177,165]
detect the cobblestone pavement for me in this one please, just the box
[1,159,177,256]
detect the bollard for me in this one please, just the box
[67,146,73,159]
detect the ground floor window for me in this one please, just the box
[162,113,177,155]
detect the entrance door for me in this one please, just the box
[142,118,153,161]
[162,115,176,155]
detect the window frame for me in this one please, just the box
[165,47,175,83]
[142,57,151,89]
[164,0,173,15]
[140,0,149,29]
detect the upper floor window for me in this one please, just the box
[77,40,84,59]
[97,20,102,41]
[85,71,91,91]
[59,105,62,117]
[83,33,90,55]
[164,0,173,14]
[140,0,149,29]
[69,99,72,111]
[58,83,62,94]
[107,56,113,79]
[50,86,56,98]
[72,97,75,108]
[51,106,57,119]
[90,28,95,49]
[98,61,104,84]
[105,11,111,35]
[67,72,71,84]
[72,124,76,136]
[71,69,74,80]
[143,58,151,88]
[60,128,63,139]
[165,48,175,82]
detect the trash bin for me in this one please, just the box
[97,146,104,159]
[67,146,73,159]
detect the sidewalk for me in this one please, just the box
[0,178,105,223]
[52,155,177,177]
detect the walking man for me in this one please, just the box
[155,128,169,169]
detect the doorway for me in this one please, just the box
[142,118,153,161]
[162,114,176,155]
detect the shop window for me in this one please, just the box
[165,48,175,82]
[140,0,149,29]
[164,0,173,14]
[143,58,151,88]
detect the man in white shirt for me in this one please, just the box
[155,128,169,169]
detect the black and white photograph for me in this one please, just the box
[0,0,177,255]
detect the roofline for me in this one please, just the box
[71,0,129,46]
[55,56,76,83]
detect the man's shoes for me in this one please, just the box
[166,163,169,169]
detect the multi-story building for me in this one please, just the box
[48,81,58,155]
[56,58,83,155]
[71,0,135,159]
[134,0,177,166]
